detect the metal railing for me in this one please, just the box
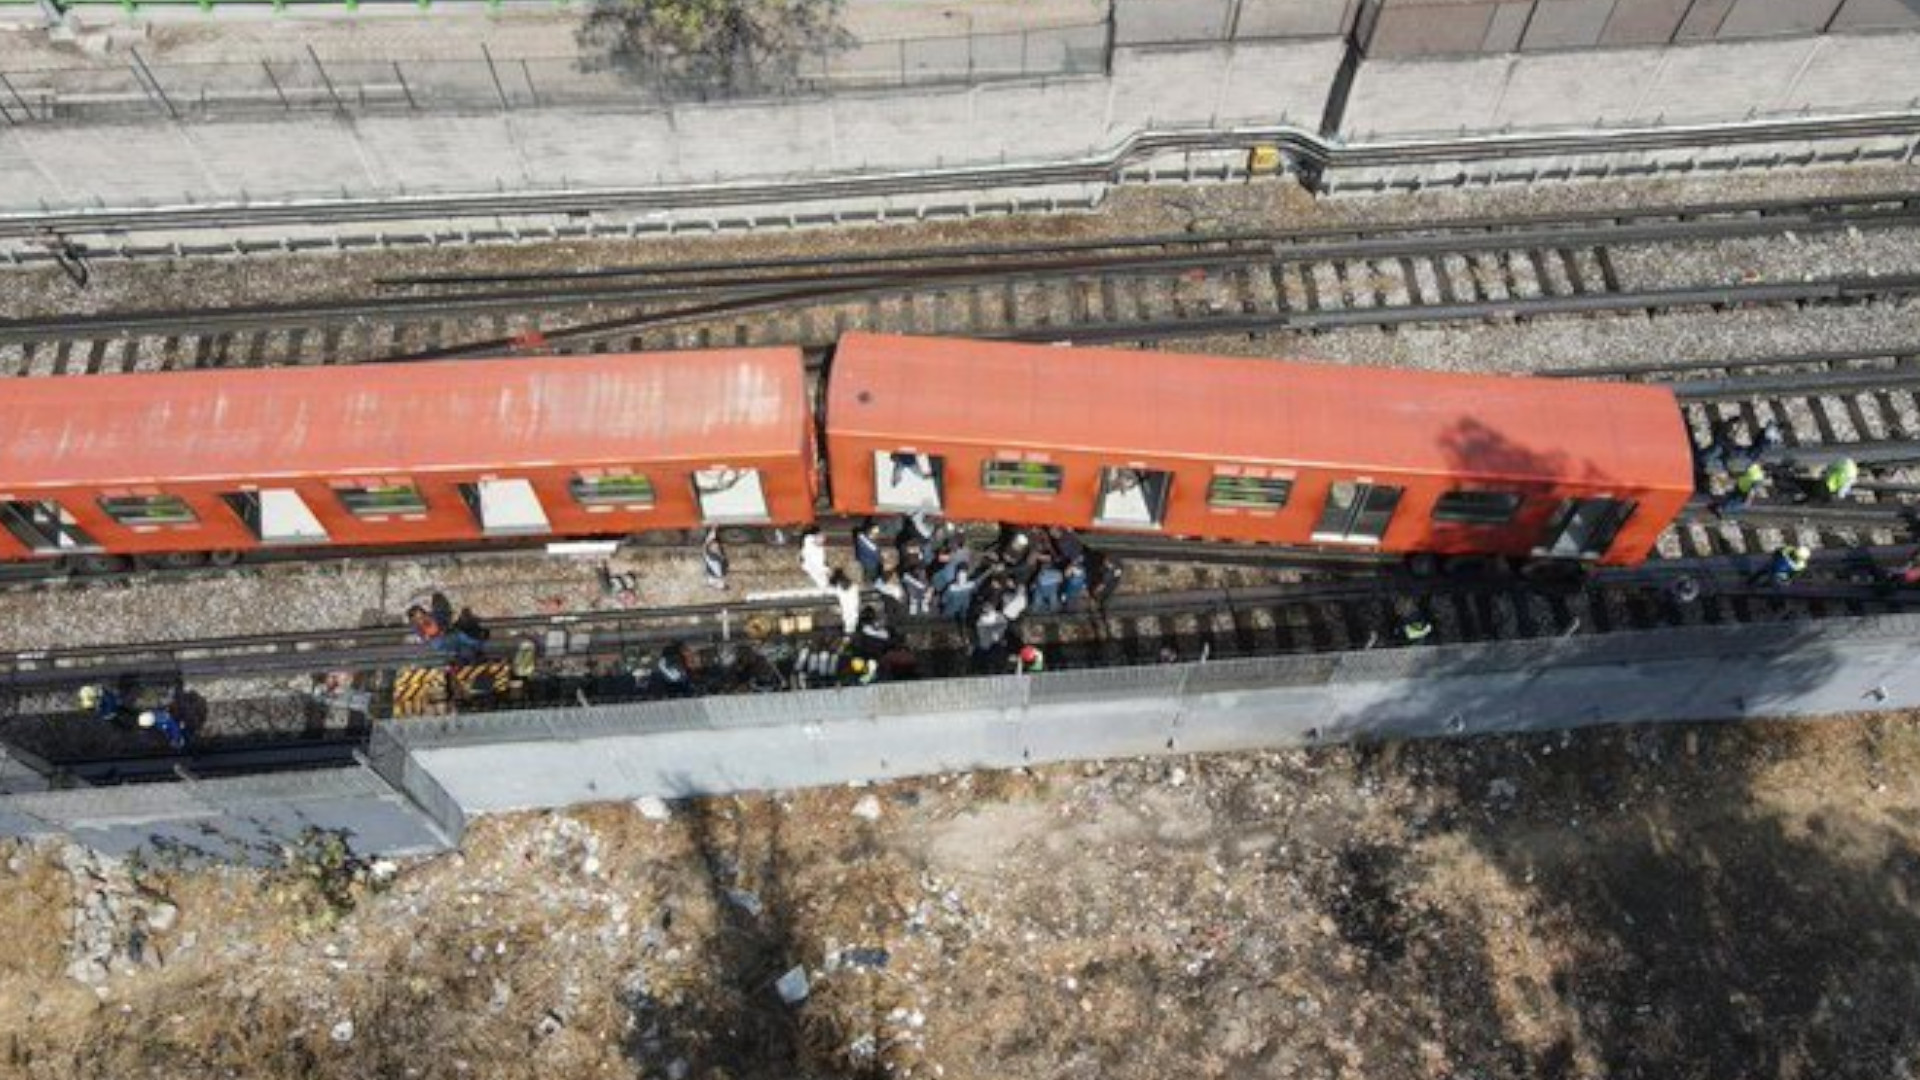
[0,23,1111,124]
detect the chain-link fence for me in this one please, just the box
[0,23,1111,125]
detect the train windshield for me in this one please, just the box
[1539,497,1636,559]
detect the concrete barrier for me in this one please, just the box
[385,614,1903,817]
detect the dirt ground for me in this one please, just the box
[1,712,1916,1080]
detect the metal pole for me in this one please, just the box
[129,46,179,120]
[261,59,290,110]
[392,61,416,109]
[0,72,30,124]
[481,43,511,109]
[306,45,345,113]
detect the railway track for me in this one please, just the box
[4,190,1920,375]
[2,540,1914,779]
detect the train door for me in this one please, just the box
[0,500,98,554]
[1537,497,1635,559]
[458,480,552,536]
[1312,482,1403,544]
[873,451,944,512]
[1095,467,1171,530]
[223,490,330,544]
[693,467,771,525]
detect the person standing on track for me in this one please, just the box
[940,567,977,625]
[138,707,188,751]
[1712,463,1768,518]
[701,528,730,592]
[1749,545,1811,588]
[799,527,832,590]
[1822,457,1860,501]
[829,570,861,630]
[852,519,885,584]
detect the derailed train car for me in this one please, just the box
[0,333,1692,571]
[0,349,817,569]
[824,333,1694,567]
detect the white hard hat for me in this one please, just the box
[137,711,156,729]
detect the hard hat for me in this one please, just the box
[77,686,99,709]
[1019,646,1041,664]
[1793,546,1811,561]
[849,658,869,674]
[137,711,157,729]
[1743,464,1765,480]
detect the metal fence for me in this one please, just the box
[0,23,1111,125]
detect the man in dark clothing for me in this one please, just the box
[702,528,730,591]
[902,564,933,618]
[1085,549,1125,608]
[1046,526,1084,568]
[852,520,885,585]
[649,643,697,697]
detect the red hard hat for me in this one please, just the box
[1019,646,1040,664]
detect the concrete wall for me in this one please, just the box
[390,614,1908,817]
[1340,31,1920,138]
[1363,0,1920,57]
[0,763,452,860]
[4,612,1913,857]
[1113,0,1358,43]
[0,38,1344,213]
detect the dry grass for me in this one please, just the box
[2,714,1920,1079]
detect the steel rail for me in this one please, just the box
[373,189,1920,290]
[992,274,1920,344]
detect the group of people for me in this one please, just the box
[1700,418,1860,518]
[404,592,491,662]
[74,681,196,750]
[799,515,1124,675]
[1697,417,1866,589]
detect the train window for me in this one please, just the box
[459,480,552,536]
[1432,490,1523,526]
[1207,475,1291,510]
[874,451,945,512]
[1095,467,1171,530]
[693,467,770,525]
[337,483,428,518]
[0,501,98,554]
[1539,497,1636,559]
[570,473,656,507]
[98,494,196,527]
[222,490,329,544]
[982,460,1063,497]
[1313,482,1402,544]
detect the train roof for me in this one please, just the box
[0,349,808,489]
[828,333,1693,493]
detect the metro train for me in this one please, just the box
[0,333,1695,572]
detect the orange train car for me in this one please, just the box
[825,333,1694,566]
[0,349,817,567]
